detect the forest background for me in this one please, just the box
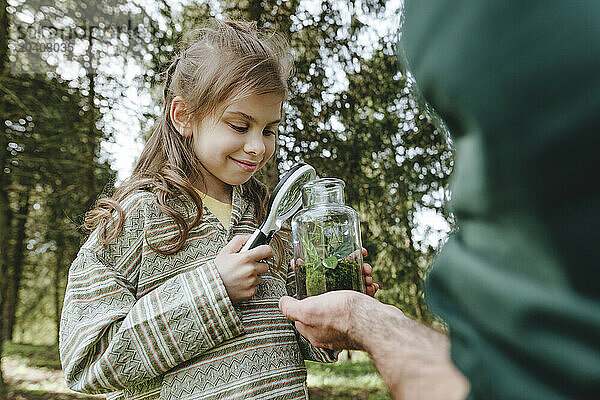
[0,0,453,398]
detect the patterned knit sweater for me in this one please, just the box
[59,185,336,400]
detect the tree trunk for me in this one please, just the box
[84,31,98,210]
[413,282,425,322]
[0,0,7,73]
[0,149,10,400]
[54,230,65,346]
[85,70,97,210]
[0,0,11,395]
[0,106,9,400]
[4,188,30,340]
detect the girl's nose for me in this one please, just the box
[244,132,266,156]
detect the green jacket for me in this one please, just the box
[60,186,335,400]
[402,1,600,398]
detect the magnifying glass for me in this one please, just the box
[240,162,317,252]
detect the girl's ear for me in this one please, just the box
[170,96,193,137]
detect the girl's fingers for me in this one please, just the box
[365,282,379,297]
[365,285,375,297]
[222,234,251,253]
[255,261,269,275]
[362,248,368,258]
[362,263,372,275]
[364,275,373,285]
[247,244,274,261]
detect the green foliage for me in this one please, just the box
[1,72,115,346]
[304,263,326,297]
[330,241,354,259]
[297,221,363,297]
[2,2,118,352]
[325,259,361,292]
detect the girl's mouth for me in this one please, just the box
[230,157,259,172]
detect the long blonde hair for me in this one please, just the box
[85,19,293,262]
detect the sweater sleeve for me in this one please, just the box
[59,196,245,394]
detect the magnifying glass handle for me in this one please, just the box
[240,229,268,252]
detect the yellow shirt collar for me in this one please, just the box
[194,188,233,230]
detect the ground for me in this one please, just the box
[2,342,391,400]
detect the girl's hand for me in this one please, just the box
[361,248,379,297]
[214,235,274,303]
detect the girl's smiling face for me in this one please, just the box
[171,93,281,202]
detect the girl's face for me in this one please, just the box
[188,93,282,201]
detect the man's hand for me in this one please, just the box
[278,291,377,350]
[214,235,274,303]
[279,291,469,400]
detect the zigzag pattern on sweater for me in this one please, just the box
[60,186,336,400]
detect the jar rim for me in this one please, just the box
[304,177,346,188]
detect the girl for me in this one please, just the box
[60,19,376,400]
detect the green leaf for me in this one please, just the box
[329,241,353,259]
[300,234,319,262]
[322,255,338,269]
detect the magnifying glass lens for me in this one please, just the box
[240,163,317,252]
[277,171,314,218]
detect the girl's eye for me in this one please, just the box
[263,128,276,137]
[229,124,248,132]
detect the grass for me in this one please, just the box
[2,342,99,400]
[306,351,392,400]
[3,342,62,370]
[2,343,391,400]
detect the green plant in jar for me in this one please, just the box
[292,178,365,299]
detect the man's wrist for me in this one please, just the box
[345,293,405,353]
[348,295,447,362]
[347,296,469,399]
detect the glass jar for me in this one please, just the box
[292,178,365,299]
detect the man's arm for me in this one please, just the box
[279,291,469,400]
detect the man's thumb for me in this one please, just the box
[279,296,301,321]
[222,234,250,253]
